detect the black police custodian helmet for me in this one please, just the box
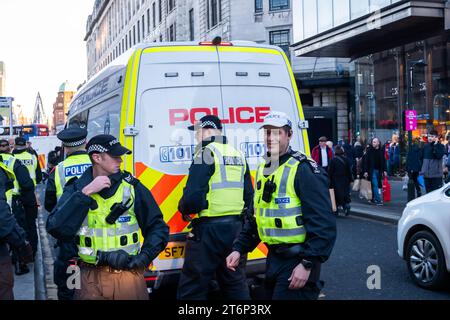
[57,125,88,147]
[86,134,131,156]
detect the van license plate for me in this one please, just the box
[159,242,186,259]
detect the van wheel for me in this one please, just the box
[406,231,449,290]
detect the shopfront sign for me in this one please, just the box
[405,110,417,131]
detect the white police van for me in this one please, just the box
[67,39,310,296]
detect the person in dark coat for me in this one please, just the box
[420,129,446,193]
[406,138,423,197]
[329,145,353,216]
[353,140,364,179]
[363,138,387,205]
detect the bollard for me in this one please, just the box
[407,177,416,202]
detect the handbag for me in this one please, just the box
[359,179,373,201]
[352,178,361,192]
[329,189,337,212]
[383,177,391,202]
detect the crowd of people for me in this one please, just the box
[311,128,450,215]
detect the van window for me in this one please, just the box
[69,110,89,128]
[86,96,121,140]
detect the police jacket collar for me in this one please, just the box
[65,150,88,159]
[77,167,127,199]
[194,135,227,155]
[202,135,227,148]
[264,146,294,168]
[12,149,28,155]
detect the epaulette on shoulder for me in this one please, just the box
[66,176,79,187]
[291,151,321,174]
[122,171,139,186]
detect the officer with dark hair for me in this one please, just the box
[0,139,37,275]
[227,111,337,300]
[44,126,91,300]
[177,115,253,300]
[0,159,33,299]
[47,134,169,300]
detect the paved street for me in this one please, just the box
[321,215,450,300]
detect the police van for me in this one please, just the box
[67,39,310,295]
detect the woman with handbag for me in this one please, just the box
[363,137,387,206]
[329,145,353,216]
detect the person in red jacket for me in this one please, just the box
[311,136,333,171]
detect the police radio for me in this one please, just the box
[105,198,134,225]
[262,176,277,203]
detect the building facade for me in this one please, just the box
[293,0,450,158]
[52,81,76,134]
[0,61,5,97]
[84,0,352,145]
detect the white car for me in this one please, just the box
[398,184,450,289]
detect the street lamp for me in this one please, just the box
[406,59,427,201]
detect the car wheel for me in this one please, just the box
[406,230,449,290]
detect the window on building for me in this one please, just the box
[147,9,150,34]
[133,25,136,45]
[269,0,289,11]
[333,0,350,26]
[153,2,156,28]
[189,9,195,41]
[208,0,221,29]
[270,30,290,58]
[160,34,163,42]
[138,21,141,42]
[128,0,132,21]
[129,30,132,47]
[142,15,145,37]
[132,0,136,15]
[159,0,162,23]
[168,0,175,12]
[136,0,140,11]
[169,23,175,41]
[255,0,263,13]
[350,0,369,19]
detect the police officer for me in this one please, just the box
[0,139,37,275]
[177,115,253,300]
[46,134,169,300]
[13,137,43,186]
[226,111,337,300]
[0,160,33,300]
[44,126,91,300]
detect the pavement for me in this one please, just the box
[348,176,408,224]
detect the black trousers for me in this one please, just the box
[424,177,443,194]
[12,196,38,256]
[177,217,250,300]
[53,242,77,300]
[408,172,422,197]
[0,244,14,300]
[264,250,322,300]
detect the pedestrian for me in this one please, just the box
[389,135,400,176]
[226,111,336,300]
[363,137,387,205]
[44,125,92,300]
[406,138,423,198]
[384,140,391,176]
[46,134,169,300]
[0,159,34,300]
[353,139,364,179]
[0,139,37,275]
[177,115,252,300]
[420,129,445,193]
[311,136,333,171]
[328,145,353,216]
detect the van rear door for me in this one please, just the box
[135,46,223,271]
[216,45,308,166]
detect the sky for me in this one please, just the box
[0,0,94,120]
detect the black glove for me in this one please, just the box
[127,252,151,270]
[17,241,34,264]
[97,250,130,270]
